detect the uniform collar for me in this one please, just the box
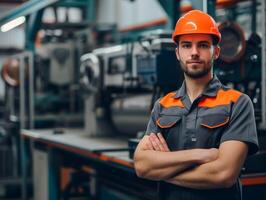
[202,75,222,97]
[174,75,222,99]
[174,81,186,98]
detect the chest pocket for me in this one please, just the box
[156,115,181,129]
[156,115,182,150]
[199,114,230,148]
[201,114,229,128]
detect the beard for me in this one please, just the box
[179,59,213,79]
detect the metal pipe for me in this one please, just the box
[18,53,26,200]
[261,0,266,127]
[8,88,15,117]
[203,0,208,12]
[251,0,257,33]
[29,52,34,129]
[19,55,25,130]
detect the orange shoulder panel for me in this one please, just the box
[159,92,185,108]
[198,89,242,108]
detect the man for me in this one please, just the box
[134,10,259,200]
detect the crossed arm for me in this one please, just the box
[133,133,248,189]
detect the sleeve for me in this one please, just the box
[220,94,259,155]
[145,99,162,135]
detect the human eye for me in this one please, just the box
[199,43,210,49]
[181,43,191,49]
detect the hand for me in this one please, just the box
[148,133,170,152]
[141,135,155,151]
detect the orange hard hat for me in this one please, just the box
[172,10,221,45]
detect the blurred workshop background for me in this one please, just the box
[0,0,265,200]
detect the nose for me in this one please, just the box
[191,44,199,58]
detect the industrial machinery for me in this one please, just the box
[35,37,82,126]
[0,26,93,199]
[214,21,262,122]
[80,30,182,138]
[0,52,33,198]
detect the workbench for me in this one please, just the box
[21,129,266,200]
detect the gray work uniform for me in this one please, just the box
[145,76,259,200]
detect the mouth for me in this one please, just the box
[187,60,203,64]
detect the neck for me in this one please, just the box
[185,73,213,102]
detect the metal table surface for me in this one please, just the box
[21,128,139,200]
[22,128,133,165]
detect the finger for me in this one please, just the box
[157,133,169,151]
[146,136,154,150]
[151,133,165,151]
[149,133,162,151]
[141,135,154,150]
[149,134,160,151]
[157,133,170,151]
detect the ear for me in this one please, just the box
[214,46,220,60]
[175,47,180,60]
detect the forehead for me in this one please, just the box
[179,34,213,43]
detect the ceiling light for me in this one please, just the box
[1,16,26,32]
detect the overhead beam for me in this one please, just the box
[25,9,44,50]
[0,0,59,26]
[157,0,180,29]
[58,0,91,7]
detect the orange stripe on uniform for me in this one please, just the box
[159,92,185,108]
[198,89,242,108]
